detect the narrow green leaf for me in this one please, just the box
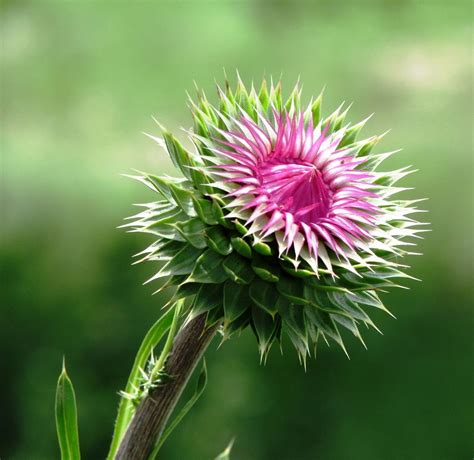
[149,361,208,459]
[106,309,175,459]
[55,360,81,460]
[149,301,183,383]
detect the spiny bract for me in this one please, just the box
[124,77,425,364]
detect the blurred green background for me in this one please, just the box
[1,1,472,459]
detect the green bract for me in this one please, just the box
[124,77,423,364]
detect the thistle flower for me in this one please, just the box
[125,77,424,364]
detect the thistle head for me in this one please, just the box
[125,76,425,364]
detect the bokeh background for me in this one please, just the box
[1,1,472,459]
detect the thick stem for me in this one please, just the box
[115,314,217,460]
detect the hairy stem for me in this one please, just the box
[115,314,217,460]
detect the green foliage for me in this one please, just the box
[55,361,81,460]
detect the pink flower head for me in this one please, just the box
[210,110,378,267]
[187,80,422,277]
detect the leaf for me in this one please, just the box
[251,305,278,361]
[187,249,229,283]
[147,244,204,283]
[174,217,208,248]
[249,279,280,316]
[222,308,251,338]
[223,281,251,324]
[143,174,183,201]
[311,91,323,125]
[162,131,207,187]
[305,305,348,355]
[192,283,224,317]
[149,240,186,260]
[207,305,225,327]
[259,79,270,110]
[149,361,208,459]
[277,275,309,305]
[206,226,232,255]
[223,253,255,284]
[211,200,233,229]
[175,282,201,300]
[192,197,218,225]
[149,300,184,383]
[55,360,81,460]
[215,439,235,460]
[106,309,175,459]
